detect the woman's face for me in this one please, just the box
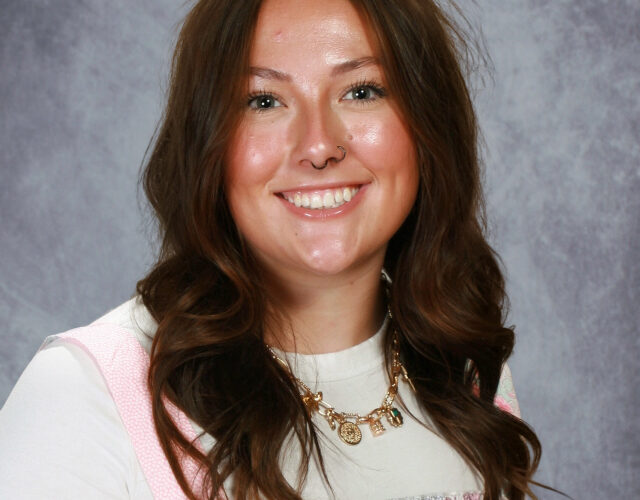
[226,0,418,280]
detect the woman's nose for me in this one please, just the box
[292,103,345,170]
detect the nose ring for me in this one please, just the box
[311,145,347,170]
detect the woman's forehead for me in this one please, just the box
[250,0,379,67]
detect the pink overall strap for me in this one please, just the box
[493,363,521,418]
[470,362,522,419]
[48,323,220,499]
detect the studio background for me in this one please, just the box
[1,1,638,497]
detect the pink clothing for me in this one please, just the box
[46,323,221,500]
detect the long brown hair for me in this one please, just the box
[137,0,543,498]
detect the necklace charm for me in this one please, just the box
[322,408,338,430]
[338,421,362,445]
[302,390,322,412]
[369,417,386,437]
[386,407,403,427]
[267,324,413,446]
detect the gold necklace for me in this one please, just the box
[268,329,416,446]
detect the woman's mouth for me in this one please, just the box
[278,185,361,210]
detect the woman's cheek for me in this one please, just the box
[347,118,400,169]
[230,125,285,180]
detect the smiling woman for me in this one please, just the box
[0,0,544,499]
[225,1,419,354]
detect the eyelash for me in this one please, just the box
[343,79,388,103]
[246,79,388,112]
[247,88,284,113]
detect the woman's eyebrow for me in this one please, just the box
[330,56,379,76]
[250,66,290,81]
[249,57,379,81]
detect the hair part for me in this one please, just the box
[138,1,544,498]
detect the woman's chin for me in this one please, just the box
[293,246,382,279]
[299,258,354,277]
[253,236,385,281]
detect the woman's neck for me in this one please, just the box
[263,265,386,354]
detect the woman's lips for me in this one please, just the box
[278,185,361,210]
[275,183,368,218]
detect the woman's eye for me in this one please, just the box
[248,94,282,111]
[343,84,385,102]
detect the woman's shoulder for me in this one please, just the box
[42,296,157,356]
[36,297,157,414]
[3,297,156,425]
[0,299,154,498]
[93,296,158,342]
[0,298,204,499]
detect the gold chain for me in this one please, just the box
[267,330,416,445]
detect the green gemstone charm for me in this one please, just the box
[386,407,403,427]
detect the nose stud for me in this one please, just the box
[311,145,347,170]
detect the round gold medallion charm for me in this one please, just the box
[338,421,362,445]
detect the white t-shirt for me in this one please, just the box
[0,298,502,499]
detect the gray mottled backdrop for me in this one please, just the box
[1,0,638,497]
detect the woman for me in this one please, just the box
[0,0,542,498]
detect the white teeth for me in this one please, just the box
[323,192,335,208]
[310,194,323,209]
[282,186,360,210]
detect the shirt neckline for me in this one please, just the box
[271,316,388,383]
